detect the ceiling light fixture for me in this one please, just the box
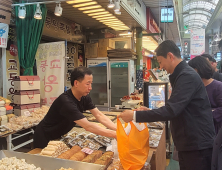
[87,11,109,16]
[18,4,26,19]
[72,2,97,7]
[96,16,116,20]
[34,3,42,19]
[78,5,102,10]
[113,0,120,11]
[54,2,62,16]
[107,0,115,8]
[67,0,92,4]
[83,8,105,13]
[92,14,112,18]
[114,11,121,15]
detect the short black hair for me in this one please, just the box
[188,56,214,79]
[211,58,216,63]
[71,66,93,86]
[155,40,181,59]
[201,54,214,62]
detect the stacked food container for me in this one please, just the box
[13,76,41,116]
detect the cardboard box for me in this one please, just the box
[85,43,98,58]
[14,90,40,105]
[0,115,8,126]
[98,39,115,48]
[14,76,40,91]
[98,47,113,57]
[14,103,41,116]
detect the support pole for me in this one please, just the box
[136,27,143,90]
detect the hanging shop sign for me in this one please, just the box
[0,23,9,48]
[35,41,65,106]
[146,8,161,34]
[121,0,147,29]
[190,29,205,59]
[2,25,20,101]
[0,0,12,24]
[42,12,83,43]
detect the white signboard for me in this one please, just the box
[35,41,65,106]
[190,29,205,59]
[121,0,147,29]
[0,23,9,48]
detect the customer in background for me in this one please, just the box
[188,56,222,134]
[119,40,215,170]
[202,54,222,81]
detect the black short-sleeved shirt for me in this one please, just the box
[35,89,95,141]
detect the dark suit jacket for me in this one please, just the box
[211,127,222,170]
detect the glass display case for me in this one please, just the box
[143,81,170,143]
[143,82,168,109]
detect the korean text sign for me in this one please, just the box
[0,23,9,48]
[190,29,205,59]
[35,41,65,106]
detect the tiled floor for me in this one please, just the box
[166,143,180,170]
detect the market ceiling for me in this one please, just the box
[174,0,222,38]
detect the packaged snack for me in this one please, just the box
[94,135,111,146]
[69,137,84,147]
[77,132,87,140]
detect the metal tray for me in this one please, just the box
[0,150,105,170]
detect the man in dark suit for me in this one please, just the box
[119,40,215,170]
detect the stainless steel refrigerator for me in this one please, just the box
[87,58,135,110]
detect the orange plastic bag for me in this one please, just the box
[117,118,149,170]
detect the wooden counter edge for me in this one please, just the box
[28,148,42,154]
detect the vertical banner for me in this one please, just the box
[2,25,19,101]
[35,41,65,106]
[0,23,9,48]
[190,29,205,59]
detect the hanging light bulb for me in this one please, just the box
[18,4,26,19]
[113,0,120,11]
[107,0,115,8]
[114,10,121,15]
[54,2,63,16]
[34,3,42,19]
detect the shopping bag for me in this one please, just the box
[117,118,149,170]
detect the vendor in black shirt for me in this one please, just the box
[119,40,215,170]
[34,67,116,148]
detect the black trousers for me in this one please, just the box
[178,148,213,170]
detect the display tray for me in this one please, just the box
[0,150,105,170]
[83,113,117,123]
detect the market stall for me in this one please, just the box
[0,110,166,170]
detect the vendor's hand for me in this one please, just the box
[111,131,117,139]
[135,106,150,111]
[118,110,134,123]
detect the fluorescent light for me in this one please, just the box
[67,0,92,4]
[78,5,102,10]
[73,2,97,7]
[83,8,105,13]
[34,3,42,19]
[18,5,26,19]
[103,23,124,26]
[103,21,125,25]
[96,16,116,20]
[54,3,63,16]
[92,14,112,18]
[88,11,109,16]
